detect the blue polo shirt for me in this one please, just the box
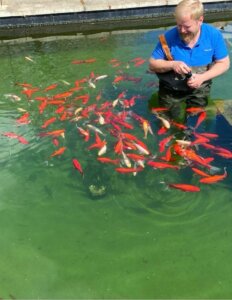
[151,23,228,67]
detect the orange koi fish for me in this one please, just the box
[96,90,102,101]
[97,157,120,165]
[126,153,145,161]
[72,158,84,176]
[214,151,232,159]
[35,96,51,101]
[16,112,31,125]
[123,140,137,151]
[21,88,39,99]
[47,100,66,105]
[214,146,232,155]
[113,76,124,83]
[84,58,96,63]
[2,132,21,139]
[191,167,210,177]
[183,148,210,167]
[186,107,205,114]
[130,57,144,62]
[147,161,179,170]
[77,126,90,142]
[55,105,65,114]
[72,58,96,64]
[199,169,227,184]
[69,86,83,92]
[134,59,146,67]
[2,132,29,144]
[52,138,59,147]
[39,129,65,137]
[15,82,33,88]
[201,143,217,150]
[159,134,174,153]
[197,132,219,139]
[39,100,47,114]
[157,126,168,135]
[114,139,123,155]
[88,133,106,150]
[160,145,173,162]
[151,107,169,113]
[120,132,139,142]
[17,136,29,144]
[53,91,73,99]
[60,112,69,121]
[169,183,200,192]
[194,111,207,129]
[115,167,143,173]
[115,119,133,130]
[73,94,90,104]
[191,136,210,146]
[171,121,187,130]
[109,58,119,63]
[50,146,66,157]
[44,83,58,92]
[41,117,56,129]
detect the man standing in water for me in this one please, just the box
[149,0,230,120]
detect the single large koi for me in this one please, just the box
[72,158,84,176]
[44,83,58,92]
[199,169,227,184]
[97,157,120,165]
[41,117,57,129]
[159,135,174,153]
[115,167,143,173]
[40,129,65,137]
[194,111,207,129]
[53,91,73,99]
[191,167,210,177]
[50,146,66,157]
[169,183,200,192]
[147,161,179,170]
[21,88,39,99]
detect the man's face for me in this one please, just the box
[176,14,203,44]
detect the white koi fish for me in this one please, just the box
[122,151,131,168]
[86,124,105,135]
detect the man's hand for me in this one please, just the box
[187,73,204,89]
[172,61,192,75]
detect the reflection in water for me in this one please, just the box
[0,25,232,298]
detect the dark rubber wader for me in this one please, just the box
[157,34,212,119]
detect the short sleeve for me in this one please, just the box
[151,40,166,60]
[213,29,228,61]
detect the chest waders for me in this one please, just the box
[156,34,212,119]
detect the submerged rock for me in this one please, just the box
[88,184,106,199]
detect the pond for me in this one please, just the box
[0,23,232,298]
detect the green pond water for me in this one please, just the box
[0,24,232,298]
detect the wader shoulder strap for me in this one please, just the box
[159,34,174,61]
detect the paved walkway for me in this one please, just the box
[0,0,218,17]
[0,0,169,17]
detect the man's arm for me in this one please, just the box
[149,57,174,73]
[187,56,230,89]
[201,56,230,81]
[149,57,192,75]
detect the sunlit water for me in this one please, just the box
[0,24,232,298]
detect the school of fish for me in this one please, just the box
[2,56,231,192]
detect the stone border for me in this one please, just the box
[0,2,232,39]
